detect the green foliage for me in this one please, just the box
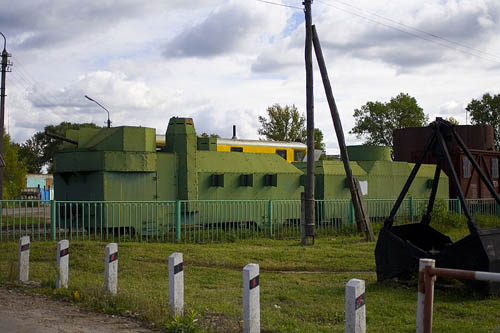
[165,310,200,333]
[19,122,100,173]
[200,133,219,138]
[314,128,325,152]
[446,116,459,125]
[466,92,500,150]
[258,104,325,150]
[350,93,429,148]
[429,199,463,230]
[19,137,44,173]
[3,134,27,199]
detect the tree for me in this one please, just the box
[19,137,44,173]
[466,93,500,150]
[200,133,220,138]
[3,134,27,199]
[446,116,459,125]
[258,104,325,150]
[19,122,100,173]
[350,93,429,148]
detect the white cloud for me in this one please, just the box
[2,0,500,158]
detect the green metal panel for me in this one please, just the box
[197,137,217,151]
[64,128,101,149]
[165,118,198,201]
[197,151,303,200]
[55,151,156,172]
[54,172,104,201]
[347,145,392,161]
[81,127,156,152]
[156,153,178,201]
[293,159,448,200]
[103,172,157,201]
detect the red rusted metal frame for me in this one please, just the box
[420,266,500,332]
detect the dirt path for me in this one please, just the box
[0,287,152,333]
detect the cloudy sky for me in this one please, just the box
[2,0,500,153]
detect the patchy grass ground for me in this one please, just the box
[1,218,500,332]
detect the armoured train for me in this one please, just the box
[53,117,448,232]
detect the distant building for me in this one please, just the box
[21,174,53,200]
[393,124,500,199]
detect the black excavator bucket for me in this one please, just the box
[439,228,500,293]
[375,223,452,281]
[375,118,500,294]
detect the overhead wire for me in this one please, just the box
[9,70,59,109]
[315,0,500,65]
[320,0,500,62]
[254,0,302,10]
[12,56,66,107]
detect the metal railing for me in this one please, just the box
[0,198,499,243]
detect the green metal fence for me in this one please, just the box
[1,198,499,243]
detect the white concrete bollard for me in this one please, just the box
[416,259,435,333]
[168,252,184,316]
[56,240,69,288]
[18,236,30,283]
[104,243,118,295]
[345,278,366,333]
[243,263,260,333]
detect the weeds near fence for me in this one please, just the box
[165,310,200,333]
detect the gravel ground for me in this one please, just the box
[0,286,152,333]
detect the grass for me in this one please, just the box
[0,214,500,331]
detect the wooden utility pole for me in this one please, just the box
[302,0,315,245]
[0,32,10,200]
[311,25,374,241]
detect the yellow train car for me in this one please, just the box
[156,134,307,162]
[216,138,306,162]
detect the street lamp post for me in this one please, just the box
[84,95,111,128]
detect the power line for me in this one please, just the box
[254,0,302,10]
[316,0,500,65]
[9,71,58,108]
[13,56,66,107]
[322,0,500,62]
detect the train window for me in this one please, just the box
[230,147,243,152]
[463,157,471,179]
[210,174,224,187]
[294,149,306,162]
[240,174,253,187]
[276,149,287,160]
[264,174,278,187]
[492,158,499,178]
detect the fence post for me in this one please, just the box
[243,263,260,333]
[349,200,355,226]
[268,200,273,237]
[104,243,118,295]
[168,252,184,316]
[18,236,30,283]
[416,258,435,333]
[409,197,414,222]
[56,240,69,288]
[50,200,57,241]
[497,203,500,219]
[175,201,181,242]
[456,199,461,216]
[345,278,366,333]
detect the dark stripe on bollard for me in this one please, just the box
[109,252,118,263]
[21,244,30,252]
[174,262,183,274]
[355,293,365,310]
[60,248,69,257]
[249,275,259,290]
